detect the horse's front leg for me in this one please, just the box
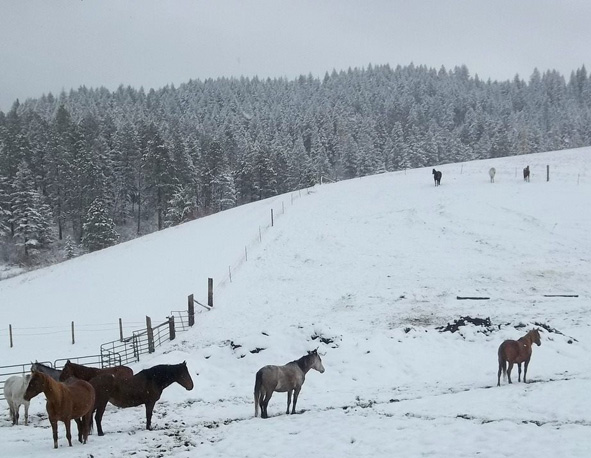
[74,418,83,443]
[524,359,530,383]
[145,401,156,430]
[291,386,302,414]
[65,419,73,446]
[286,390,292,414]
[50,419,59,448]
[517,363,522,382]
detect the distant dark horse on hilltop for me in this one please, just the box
[523,165,530,182]
[432,169,442,186]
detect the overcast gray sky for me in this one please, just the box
[1,0,590,112]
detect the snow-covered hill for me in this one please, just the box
[1,147,591,457]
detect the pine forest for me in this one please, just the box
[1,63,590,267]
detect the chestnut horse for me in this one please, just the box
[59,360,133,382]
[24,371,95,449]
[497,328,541,386]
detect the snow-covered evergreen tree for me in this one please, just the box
[11,162,54,257]
[164,185,196,227]
[81,198,119,252]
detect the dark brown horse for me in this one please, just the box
[523,165,530,182]
[497,328,541,386]
[432,169,442,186]
[59,360,133,382]
[90,362,194,433]
[24,371,95,449]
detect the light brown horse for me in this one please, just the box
[24,371,95,449]
[497,328,541,386]
[59,360,133,382]
[254,350,325,419]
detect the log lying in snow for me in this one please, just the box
[456,296,490,300]
[543,294,579,298]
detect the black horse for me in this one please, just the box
[432,169,442,186]
[73,362,193,435]
[523,166,530,182]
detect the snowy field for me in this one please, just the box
[1,147,591,457]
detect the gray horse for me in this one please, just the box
[254,349,325,418]
[489,167,496,183]
[30,361,62,381]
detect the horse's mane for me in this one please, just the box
[138,363,185,384]
[294,352,317,371]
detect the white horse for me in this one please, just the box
[4,373,32,425]
[489,167,496,183]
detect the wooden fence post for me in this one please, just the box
[71,321,75,344]
[547,165,550,182]
[146,316,154,353]
[188,294,195,327]
[9,324,13,348]
[168,316,176,341]
[208,278,214,308]
[271,209,274,227]
[245,246,248,261]
[119,318,123,342]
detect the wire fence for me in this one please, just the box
[2,184,316,390]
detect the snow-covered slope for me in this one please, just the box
[1,147,591,457]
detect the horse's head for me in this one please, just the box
[532,328,542,346]
[176,361,194,391]
[307,349,325,374]
[59,360,74,381]
[24,371,45,401]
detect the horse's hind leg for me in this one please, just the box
[262,390,273,419]
[8,402,16,425]
[65,419,73,446]
[75,418,83,443]
[517,363,522,382]
[507,362,514,384]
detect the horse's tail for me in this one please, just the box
[254,370,263,417]
[498,345,507,382]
